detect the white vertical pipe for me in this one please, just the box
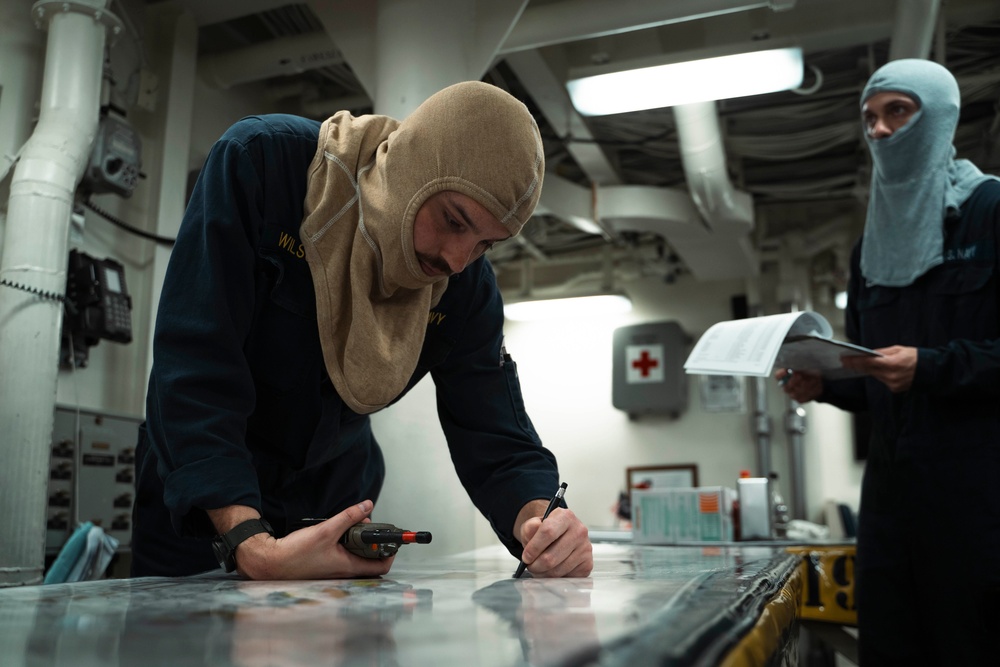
[367,0,505,560]
[753,376,772,477]
[933,8,946,66]
[785,404,808,519]
[143,5,198,396]
[0,0,110,587]
[372,0,475,118]
[0,1,44,185]
[888,0,941,61]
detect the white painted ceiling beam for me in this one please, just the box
[169,0,294,27]
[502,49,620,186]
[533,173,603,236]
[500,0,789,53]
[308,0,527,105]
[198,31,345,89]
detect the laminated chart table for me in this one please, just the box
[0,543,804,667]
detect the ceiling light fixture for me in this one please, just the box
[566,45,805,116]
[504,292,632,322]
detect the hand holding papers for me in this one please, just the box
[683,311,881,379]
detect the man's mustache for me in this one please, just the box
[417,253,453,276]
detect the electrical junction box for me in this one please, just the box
[612,321,689,418]
[46,405,140,554]
[81,112,142,198]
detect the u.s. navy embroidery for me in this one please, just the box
[278,231,306,259]
[943,244,978,262]
[428,311,446,325]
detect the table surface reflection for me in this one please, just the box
[0,542,799,667]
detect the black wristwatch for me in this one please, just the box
[211,517,274,573]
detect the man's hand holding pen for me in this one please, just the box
[775,367,824,403]
[513,493,593,578]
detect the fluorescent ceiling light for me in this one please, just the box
[504,293,632,322]
[566,46,804,116]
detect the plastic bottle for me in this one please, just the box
[769,472,790,538]
[732,470,751,541]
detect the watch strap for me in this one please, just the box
[223,518,272,548]
[217,518,273,572]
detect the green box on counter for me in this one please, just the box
[631,487,735,544]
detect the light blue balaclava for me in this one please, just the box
[860,58,998,287]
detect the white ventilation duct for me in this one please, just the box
[0,0,114,587]
[673,101,754,231]
[666,100,758,280]
[597,184,758,282]
[541,164,758,281]
[592,100,757,281]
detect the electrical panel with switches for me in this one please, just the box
[46,405,141,554]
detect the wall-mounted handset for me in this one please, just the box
[65,249,133,344]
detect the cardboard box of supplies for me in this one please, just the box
[631,486,735,544]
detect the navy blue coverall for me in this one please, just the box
[821,180,1000,666]
[131,114,560,576]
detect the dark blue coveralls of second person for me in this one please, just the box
[132,82,593,581]
[778,59,1000,666]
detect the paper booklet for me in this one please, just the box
[683,311,881,379]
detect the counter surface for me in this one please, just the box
[0,543,799,666]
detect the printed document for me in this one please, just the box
[683,311,880,378]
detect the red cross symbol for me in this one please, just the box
[631,350,660,377]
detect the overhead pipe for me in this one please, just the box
[0,0,116,587]
[631,100,758,281]
[672,101,754,232]
[198,31,346,89]
[530,102,760,280]
[540,173,759,281]
[501,2,783,255]
[500,0,797,54]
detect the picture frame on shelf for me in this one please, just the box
[626,464,699,493]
